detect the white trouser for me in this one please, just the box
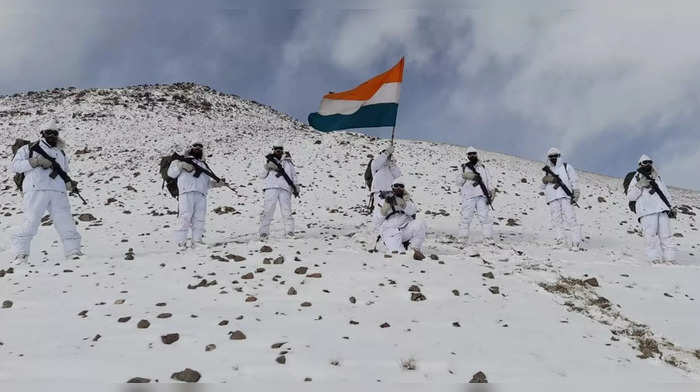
[11,190,82,257]
[175,191,207,243]
[381,219,427,252]
[459,195,493,239]
[548,197,581,245]
[259,188,294,235]
[640,212,675,262]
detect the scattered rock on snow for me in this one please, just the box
[126,377,151,383]
[482,272,495,279]
[260,245,273,253]
[205,344,216,352]
[294,267,308,274]
[469,371,488,383]
[584,277,599,287]
[229,330,247,340]
[171,368,201,383]
[276,355,286,364]
[287,287,297,295]
[410,293,427,301]
[161,333,179,344]
[2,300,13,309]
[137,319,150,329]
[489,286,500,294]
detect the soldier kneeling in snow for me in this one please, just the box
[627,155,676,263]
[377,182,427,260]
[167,142,227,249]
[10,119,83,264]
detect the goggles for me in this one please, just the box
[391,183,405,189]
[42,129,59,136]
[641,160,653,166]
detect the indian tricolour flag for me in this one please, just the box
[308,57,404,132]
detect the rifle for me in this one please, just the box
[30,143,87,205]
[637,170,676,218]
[464,163,494,210]
[542,165,579,208]
[265,154,299,197]
[172,153,238,195]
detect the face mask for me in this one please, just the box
[468,155,478,163]
[190,149,203,159]
[638,165,652,175]
[273,150,283,159]
[549,156,558,165]
[44,135,58,147]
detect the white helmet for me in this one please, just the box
[39,118,60,132]
[272,141,284,150]
[466,146,478,154]
[547,147,561,157]
[638,154,652,165]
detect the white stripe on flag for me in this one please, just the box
[318,82,401,116]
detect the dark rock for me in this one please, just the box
[300,301,312,307]
[137,319,150,329]
[2,300,13,309]
[673,233,684,238]
[205,344,216,352]
[482,272,495,279]
[506,218,519,226]
[452,322,461,327]
[520,178,528,183]
[410,293,427,301]
[429,254,439,260]
[597,196,606,203]
[349,296,356,304]
[157,313,172,319]
[287,287,297,295]
[584,278,599,287]
[241,272,254,279]
[273,256,285,264]
[229,330,246,340]
[117,316,131,323]
[276,355,286,364]
[408,285,421,292]
[469,371,488,383]
[452,289,460,296]
[78,213,97,222]
[226,254,246,262]
[260,245,273,253]
[245,296,257,302]
[271,342,286,349]
[171,368,201,383]
[218,320,229,326]
[161,333,179,344]
[489,286,500,294]
[380,322,390,328]
[306,272,322,278]
[294,266,308,274]
[127,377,151,383]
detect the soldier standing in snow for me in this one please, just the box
[377,181,427,260]
[541,147,582,250]
[10,119,83,264]
[627,155,676,263]
[369,145,402,228]
[167,142,227,249]
[259,143,298,239]
[456,146,495,243]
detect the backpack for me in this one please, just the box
[159,153,179,198]
[364,158,374,189]
[11,139,38,192]
[622,171,637,213]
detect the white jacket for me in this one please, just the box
[541,161,578,203]
[260,156,298,193]
[167,157,215,196]
[627,170,672,219]
[456,162,492,200]
[11,140,69,193]
[377,193,418,230]
[370,151,402,194]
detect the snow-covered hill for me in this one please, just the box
[1,83,699,386]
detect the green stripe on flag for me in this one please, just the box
[308,103,398,132]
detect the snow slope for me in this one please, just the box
[0,83,699,387]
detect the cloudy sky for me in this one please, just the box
[2,0,700,190]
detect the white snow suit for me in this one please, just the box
[627,167,675,262]
[377,192,427,252]
[259,156,298,235]
[370,151,402,227]
[168,157,218,244]
[456,162,494,239]
[10,140,82,257]
[541,159,581,245]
